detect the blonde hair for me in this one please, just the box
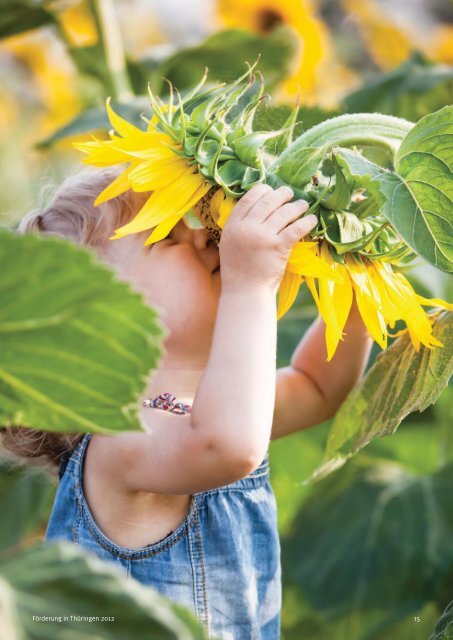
[0,166,145,478]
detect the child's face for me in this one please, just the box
[100,217,221,364]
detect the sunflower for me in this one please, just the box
[341,0,413,69]
[74,98,212,244]
[2,31,81,131]
[57,0,99,48]
[217,0,329,101]
[74,72,452,362]
[342,0,453,69]
[275,240,452,361]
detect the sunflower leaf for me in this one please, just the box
[342,53,453,121]
[0,462,54,553]
[0,230,164,435]
[335,149,387,211]
[0,1,55,39]
[392,105,453,273]
[322,153,351,210]
[0,541,205,638]
[283,460,453,622]
[312,311,453,479]
[274,147,326,189]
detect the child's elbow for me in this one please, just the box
[203,432,267,478]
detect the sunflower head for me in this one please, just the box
[74,64,298,245]
[73,68,452,360]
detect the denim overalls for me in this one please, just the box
[45,433,282,640]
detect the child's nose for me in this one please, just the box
[172,220,209,250]
[193,228,210,251]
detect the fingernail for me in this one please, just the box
[280,186,293,195]
[306,214,318,226]
[297,199,309,208]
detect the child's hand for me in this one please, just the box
[219,184,318,294]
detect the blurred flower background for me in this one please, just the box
[0,2,452,639]
[1,0,452,225]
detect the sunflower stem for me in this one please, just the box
[91,0,134,102]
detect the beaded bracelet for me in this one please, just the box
[143,392,192,415]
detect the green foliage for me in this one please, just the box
[282,461,453,632]
[1,8,452,638]
[0,541,206,639]
[342,54,453,121]
[148,28,298,94]
[67,43,117,97]
[0,230,164,434]
[280,596,441,640]
[38,28,298,148]
[0,461,53,553]
[309,105,453,272]
[393,106,453,272]
[313,312,452,478]
[0,0,55,39]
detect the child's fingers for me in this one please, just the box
[266,199,309,233]
[279,213,318,245]
[247,186,294,223]
[229,184,273,221]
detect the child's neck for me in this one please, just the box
[145,357,206,405]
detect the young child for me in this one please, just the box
[5,167,373,640]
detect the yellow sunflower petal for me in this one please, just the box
[277,270,303,320]
[288,241,344,282]
[144,214,183,245]
[127,156,189,191]
[345,255,387,349]
[415,294,453,312]
[106,97,146,138]
[111,168,208,238]
[74,137,131,166]
[217,196,237,229]
[94,165,136,206]
[372,266,448,351]
[305,276,321,312]
[210,188,227,224]
[320,250,354,360]
[108,133,179,160]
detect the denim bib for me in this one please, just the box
[45,433,281,639]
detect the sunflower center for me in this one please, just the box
[257,9,283,32]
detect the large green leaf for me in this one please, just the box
[0,541,205,639]
[335,138,453,271]
[0,1,55,39]
[342,54,453,121]
[0,460,54,552]
[392,106,453,272]
[430,602,453,640]
[149,28,298,94]
[280,590,440,640]
[0,230,164,434]
[313,312,453,478]
[282,461,453,626]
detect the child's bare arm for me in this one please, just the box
[91,185,317,495]
[271,297,373,440]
